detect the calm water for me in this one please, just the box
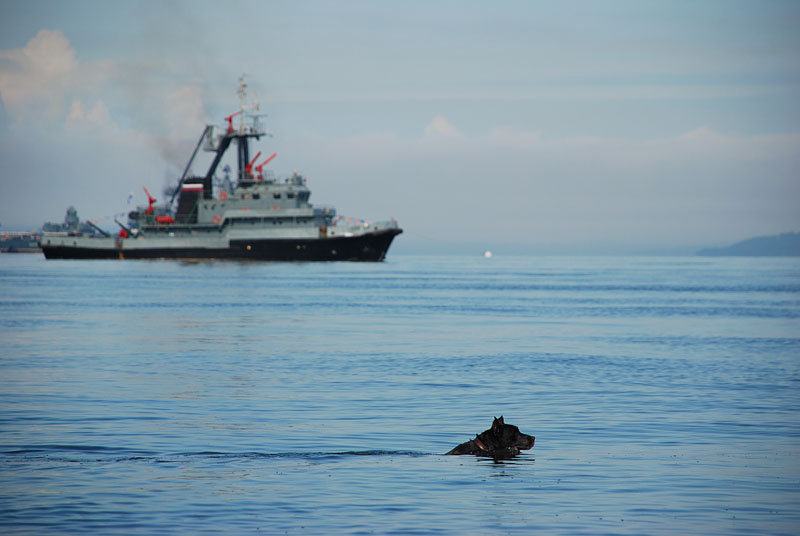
[1,253,798,535]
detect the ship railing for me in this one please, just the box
[332,217,399,232]
[40,231,73,237]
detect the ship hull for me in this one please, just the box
[41,228,402,262]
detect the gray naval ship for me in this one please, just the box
[2,206,92,253]
[1,231,41,253]
[41,79,401,261]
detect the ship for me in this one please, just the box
[40,78,402,261]
[1,231,41,253]
[2,206,92,253]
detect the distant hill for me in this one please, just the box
[697,232,800,256]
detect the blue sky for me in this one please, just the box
[1,0,798,253]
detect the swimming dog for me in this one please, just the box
[446,416,535,458]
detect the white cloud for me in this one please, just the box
[423,115,464,139]
[12,28,76,78]
[65,99,111,128]
[0,30,76,124]
[0,29,112,128]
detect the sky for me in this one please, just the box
[1,0,798,254]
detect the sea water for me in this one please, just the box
[0,253,798,535]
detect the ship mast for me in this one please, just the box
[171,76,267,208]
[234,76,265,183]
[237,76,249,132]
[236,77,250,181]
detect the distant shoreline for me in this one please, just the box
[697,232,800,257]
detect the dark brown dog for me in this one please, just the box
[446,416,535,458]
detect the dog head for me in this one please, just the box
[475,416,535,454]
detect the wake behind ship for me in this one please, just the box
[41,79,401,261]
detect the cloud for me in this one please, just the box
[0,29,113,129]
[0,29,208,143]
[423,115,464,139]
[0,29,76,124]
[65,99,111,128]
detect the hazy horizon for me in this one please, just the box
[1,1,798,254]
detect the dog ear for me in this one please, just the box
[492,416,504,432]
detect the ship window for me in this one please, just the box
[253,193,260,200]
[287,192,295,199]
[242,193,250,200]
[273,193,281,199]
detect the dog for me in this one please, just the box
[446,416,535,458]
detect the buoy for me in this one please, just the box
[484,250,493,258]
